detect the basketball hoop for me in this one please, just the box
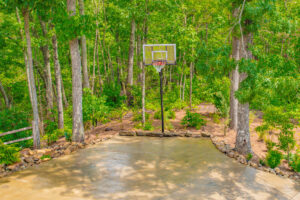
[143,44,176,134]
[153,61,166,73]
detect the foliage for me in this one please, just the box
[143,121,154,131]
[41,155,51,160]
[266,150,282,169]
[181,110,206,130]
[103,85,126,108]
[154,110,175,120]
[43,129,64,145]
[289,152,300,172]
[0,140,20,165]
[246,153,253,161]
[133,112,149,122]
[82,89,110,128]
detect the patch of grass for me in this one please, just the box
[41,155,52,160]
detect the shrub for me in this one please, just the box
[246,153,253,161]
[181,111,206,129]
[64,128,72,142]
[266,150,282,168]
[143,121,154,131]
[154,110,175,120]
[259,159,266,166]
[289,152,300,172]
[0,140,20,165]
[133,112,150,122]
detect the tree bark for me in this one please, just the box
[0,79,10,109]
[127,18,135,86]
[22,8,40,149]
[39,19,54,116]
[91,26,98,94]
[229,36,240,130]
[235,32,253,155]
[16,7,32,104]
[52,33,64,129]
[79,0,90,89]
[189,62,193,109]
[67,0,84,143]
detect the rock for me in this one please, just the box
[21,148,34,156]
[249,161,258,168]
[274,167,281,174]
[6,163,22,172]
[105,127,113,131]
[120,131,136,136]
[237,155,247,164]
[64,149,71,155]
[23,157,34,164]
[163,132,184,137]
[41,158,51,162]
[201,132,211,137]
[228,151,235,158]
[0,164,5,172]
[269,168,276,174]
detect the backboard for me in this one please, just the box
[143,44,176,66]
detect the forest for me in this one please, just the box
[0,0,299,189]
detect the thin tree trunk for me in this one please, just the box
[39,19,54,116]
[61,76,69,108]
[22,8,40,149]
[97,34,103,94]
[16,7,32,104]
[79,0,90,89]
[182,74,186,101]
[189,62,193,109]
[137,30,142,84]
[52,33,64,129]
[0,79,10,109]
[37,75,44,135]
[91,27,98,94]
[229,37,240,130]
[127,18,135,86]
[67,0,84,143]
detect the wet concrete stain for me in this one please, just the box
[0,136,300,200]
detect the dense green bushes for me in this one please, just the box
[181,111,206,129]
[0,140,20,165]
[266,150,282,169]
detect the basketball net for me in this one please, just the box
[153,61,166,73]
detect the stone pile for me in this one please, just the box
[0,135,113,178]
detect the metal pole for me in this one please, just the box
[159,68,164,133]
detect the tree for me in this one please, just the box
[22,7,40,148]
[79,0,90,89]
[67,0,84,143]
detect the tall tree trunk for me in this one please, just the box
[97,34,103,94]
[182,74,186,101]
[79,0,90,89]
[229,37,240,130]
[61,76,69,108]
[52,33,64,129]
[91,27,98,94]
[39,19,54,116]
[235,32,253,155]
[22,8,40,149]
[127,18,135,86]
[189,62,193,109]
[67,0,84,143]
[16,7,32,104]
[142,0,148,125]
[0,79,10,109]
